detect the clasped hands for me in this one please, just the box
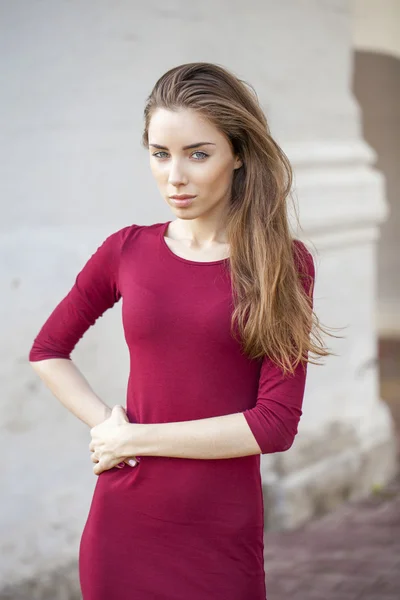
[89,405,141,476]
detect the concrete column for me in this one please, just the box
[261,0,398,529]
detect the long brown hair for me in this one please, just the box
[142,62,330,375]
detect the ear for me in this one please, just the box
[234,155,243,170]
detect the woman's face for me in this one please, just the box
[148,108,242,219]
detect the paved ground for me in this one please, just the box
[264,474,399,599]
[263,337,400,600]
[379,338,400,451]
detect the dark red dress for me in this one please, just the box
[29,221,314,600]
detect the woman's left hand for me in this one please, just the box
[89,405,140,476]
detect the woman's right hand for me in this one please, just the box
[93,405,140,470]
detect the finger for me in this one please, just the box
[111,406,129,426]
[125,456,141,467]
[112,405,128,419]
[94,458,120,476]
[93,460,108,476]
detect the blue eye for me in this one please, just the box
[192,151,209,160]
[151,151,209,160]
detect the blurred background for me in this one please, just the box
[0,0,399,598]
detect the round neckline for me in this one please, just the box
[159,221,230,266]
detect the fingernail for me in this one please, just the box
[128,459,138,467]
[117,462,125,469]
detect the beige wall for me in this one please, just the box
[352,0,400,58]
[352,0,400,335]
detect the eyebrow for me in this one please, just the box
[149,142,216,150]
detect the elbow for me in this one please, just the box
[257,432,297,455]
[29,357,45,372]
[29,356,72,366]
[29,358,50,369]
[273,433,296,454]
[243,408,301,455]
[28,345,72,363]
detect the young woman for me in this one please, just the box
[29,62,328,600]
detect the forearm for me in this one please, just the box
[29,358,111,428]
[123,412,262,460]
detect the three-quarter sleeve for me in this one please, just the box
[28,226,131,362]
[242,241,315,454]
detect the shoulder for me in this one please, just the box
[103,221,164,254]
[292,239,315,297]
[106,223,143,246]
[292,239,315,277]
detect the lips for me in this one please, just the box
[170,196,195,208]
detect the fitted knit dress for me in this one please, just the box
[29,220,314,600]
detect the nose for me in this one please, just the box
[168,159,188,187]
